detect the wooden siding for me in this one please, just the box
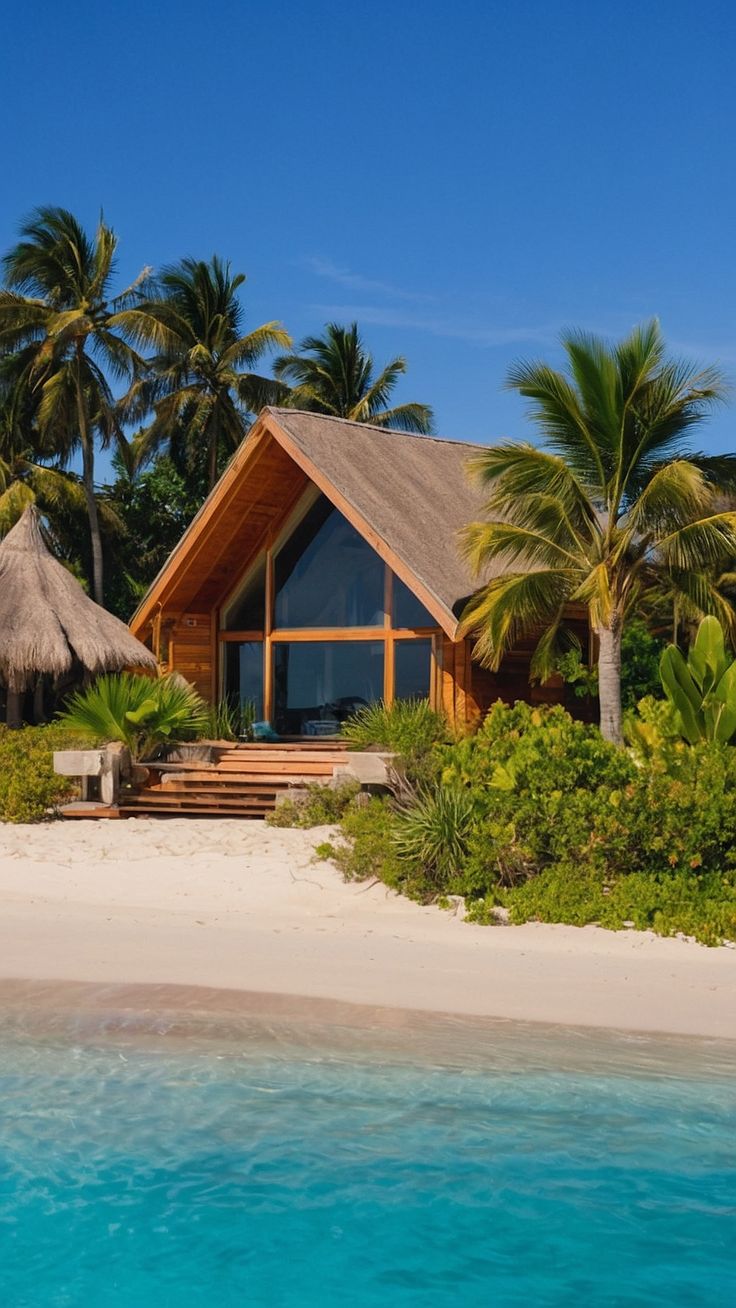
[441,631,591,728]
[167,612,214,701]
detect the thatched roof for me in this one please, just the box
[269,409,491,623]
[131,408,497,639]
[0,507,158,692]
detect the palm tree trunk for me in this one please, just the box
[76,346,104,604]
[207,435,219,492]
[596,619,623,745]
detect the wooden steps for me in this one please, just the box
[92,742,351,819]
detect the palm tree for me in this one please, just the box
[274,321,434,432]
[0,207,148,603]
[460,320,736,744]
[118,256,290,491]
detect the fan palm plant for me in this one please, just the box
[117,256,290,491]
[461,321,736,744]
[274,321,434,432]
[0,207,149,603]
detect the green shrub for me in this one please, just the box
[204,696,255,742]
[503,864,736,947]
[266,781,360,828]
[58,672,209,760]
[316,699,736,944]
[0,724,85,823]
[393,786,475,897]
[341,698,450,786]
[315,797,405,886]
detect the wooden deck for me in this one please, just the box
[60,741,350,820]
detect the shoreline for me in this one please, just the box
[0,818,734,1041]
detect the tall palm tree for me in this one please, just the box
[118,256,290,491]
[0,207,147,603]
[460,321,736,744]
[274,321,434,432]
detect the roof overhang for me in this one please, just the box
[130,410,463,640]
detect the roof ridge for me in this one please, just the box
[265,406,489,452]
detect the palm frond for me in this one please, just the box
[459,568,574,669]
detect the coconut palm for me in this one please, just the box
[274,321,434,432]
[0,207,148,603]
[118,256,290,491]
[461,320,736,744]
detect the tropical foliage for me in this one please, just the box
[274,321,433,432]
[118,256,290,490]
[0,724,85,823]
[59,672,209,760]
[660,615,736,744]
[0,209,434,609]
[0,207,149,602]
[309,700,736,945]
[460,321,736,742]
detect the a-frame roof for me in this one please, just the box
[130,408,492,640]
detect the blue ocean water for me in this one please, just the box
[0,998,734,1308]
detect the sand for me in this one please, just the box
[0,817,733,1039]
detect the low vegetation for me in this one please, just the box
[267,781,360,829]
[0,724,85,822]
[58,672,209,761]
[289,666,736,945]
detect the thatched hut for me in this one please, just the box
[0,506,157,726]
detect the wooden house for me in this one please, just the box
[129,408,586,733]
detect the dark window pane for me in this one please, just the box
[393,575,434,628]
[224,641,264,718]
[394,639,432,701]
[274,496,384,628]
[223,559,266,631]
[274,641,384,735]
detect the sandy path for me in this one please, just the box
[0,818,733,1038]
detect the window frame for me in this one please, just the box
[218,493,442,726]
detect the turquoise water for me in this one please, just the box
[0,1000,734,1307]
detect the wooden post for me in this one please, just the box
[383,566,394,703]
[264,545,274,723]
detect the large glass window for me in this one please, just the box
[274,496,384,628]
[273,641,384,735]
[394,638,433,701]
[224,641,264,718]
[392,575,434,628]
[223,559,266,631]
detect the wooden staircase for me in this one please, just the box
[116,741,350,819]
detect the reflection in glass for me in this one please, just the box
[274,496,384,628]
[392,575,434,628]
[274,641,384,735]
[394,639,432,701]
[224,641,263,718]
[223,558,266,631]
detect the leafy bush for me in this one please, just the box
[315,797,405,886]
[323,700,736,943]
[0,724,85,822]
[499,865,736,947]
[58,672,209,760]
[341,698,450,786]
[266,781,360,828]
[393,787,475,897]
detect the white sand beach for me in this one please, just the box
[0,817,733,1039]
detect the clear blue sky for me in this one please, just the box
[4,0,736,471]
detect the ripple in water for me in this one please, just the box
[0,989,734,1307]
